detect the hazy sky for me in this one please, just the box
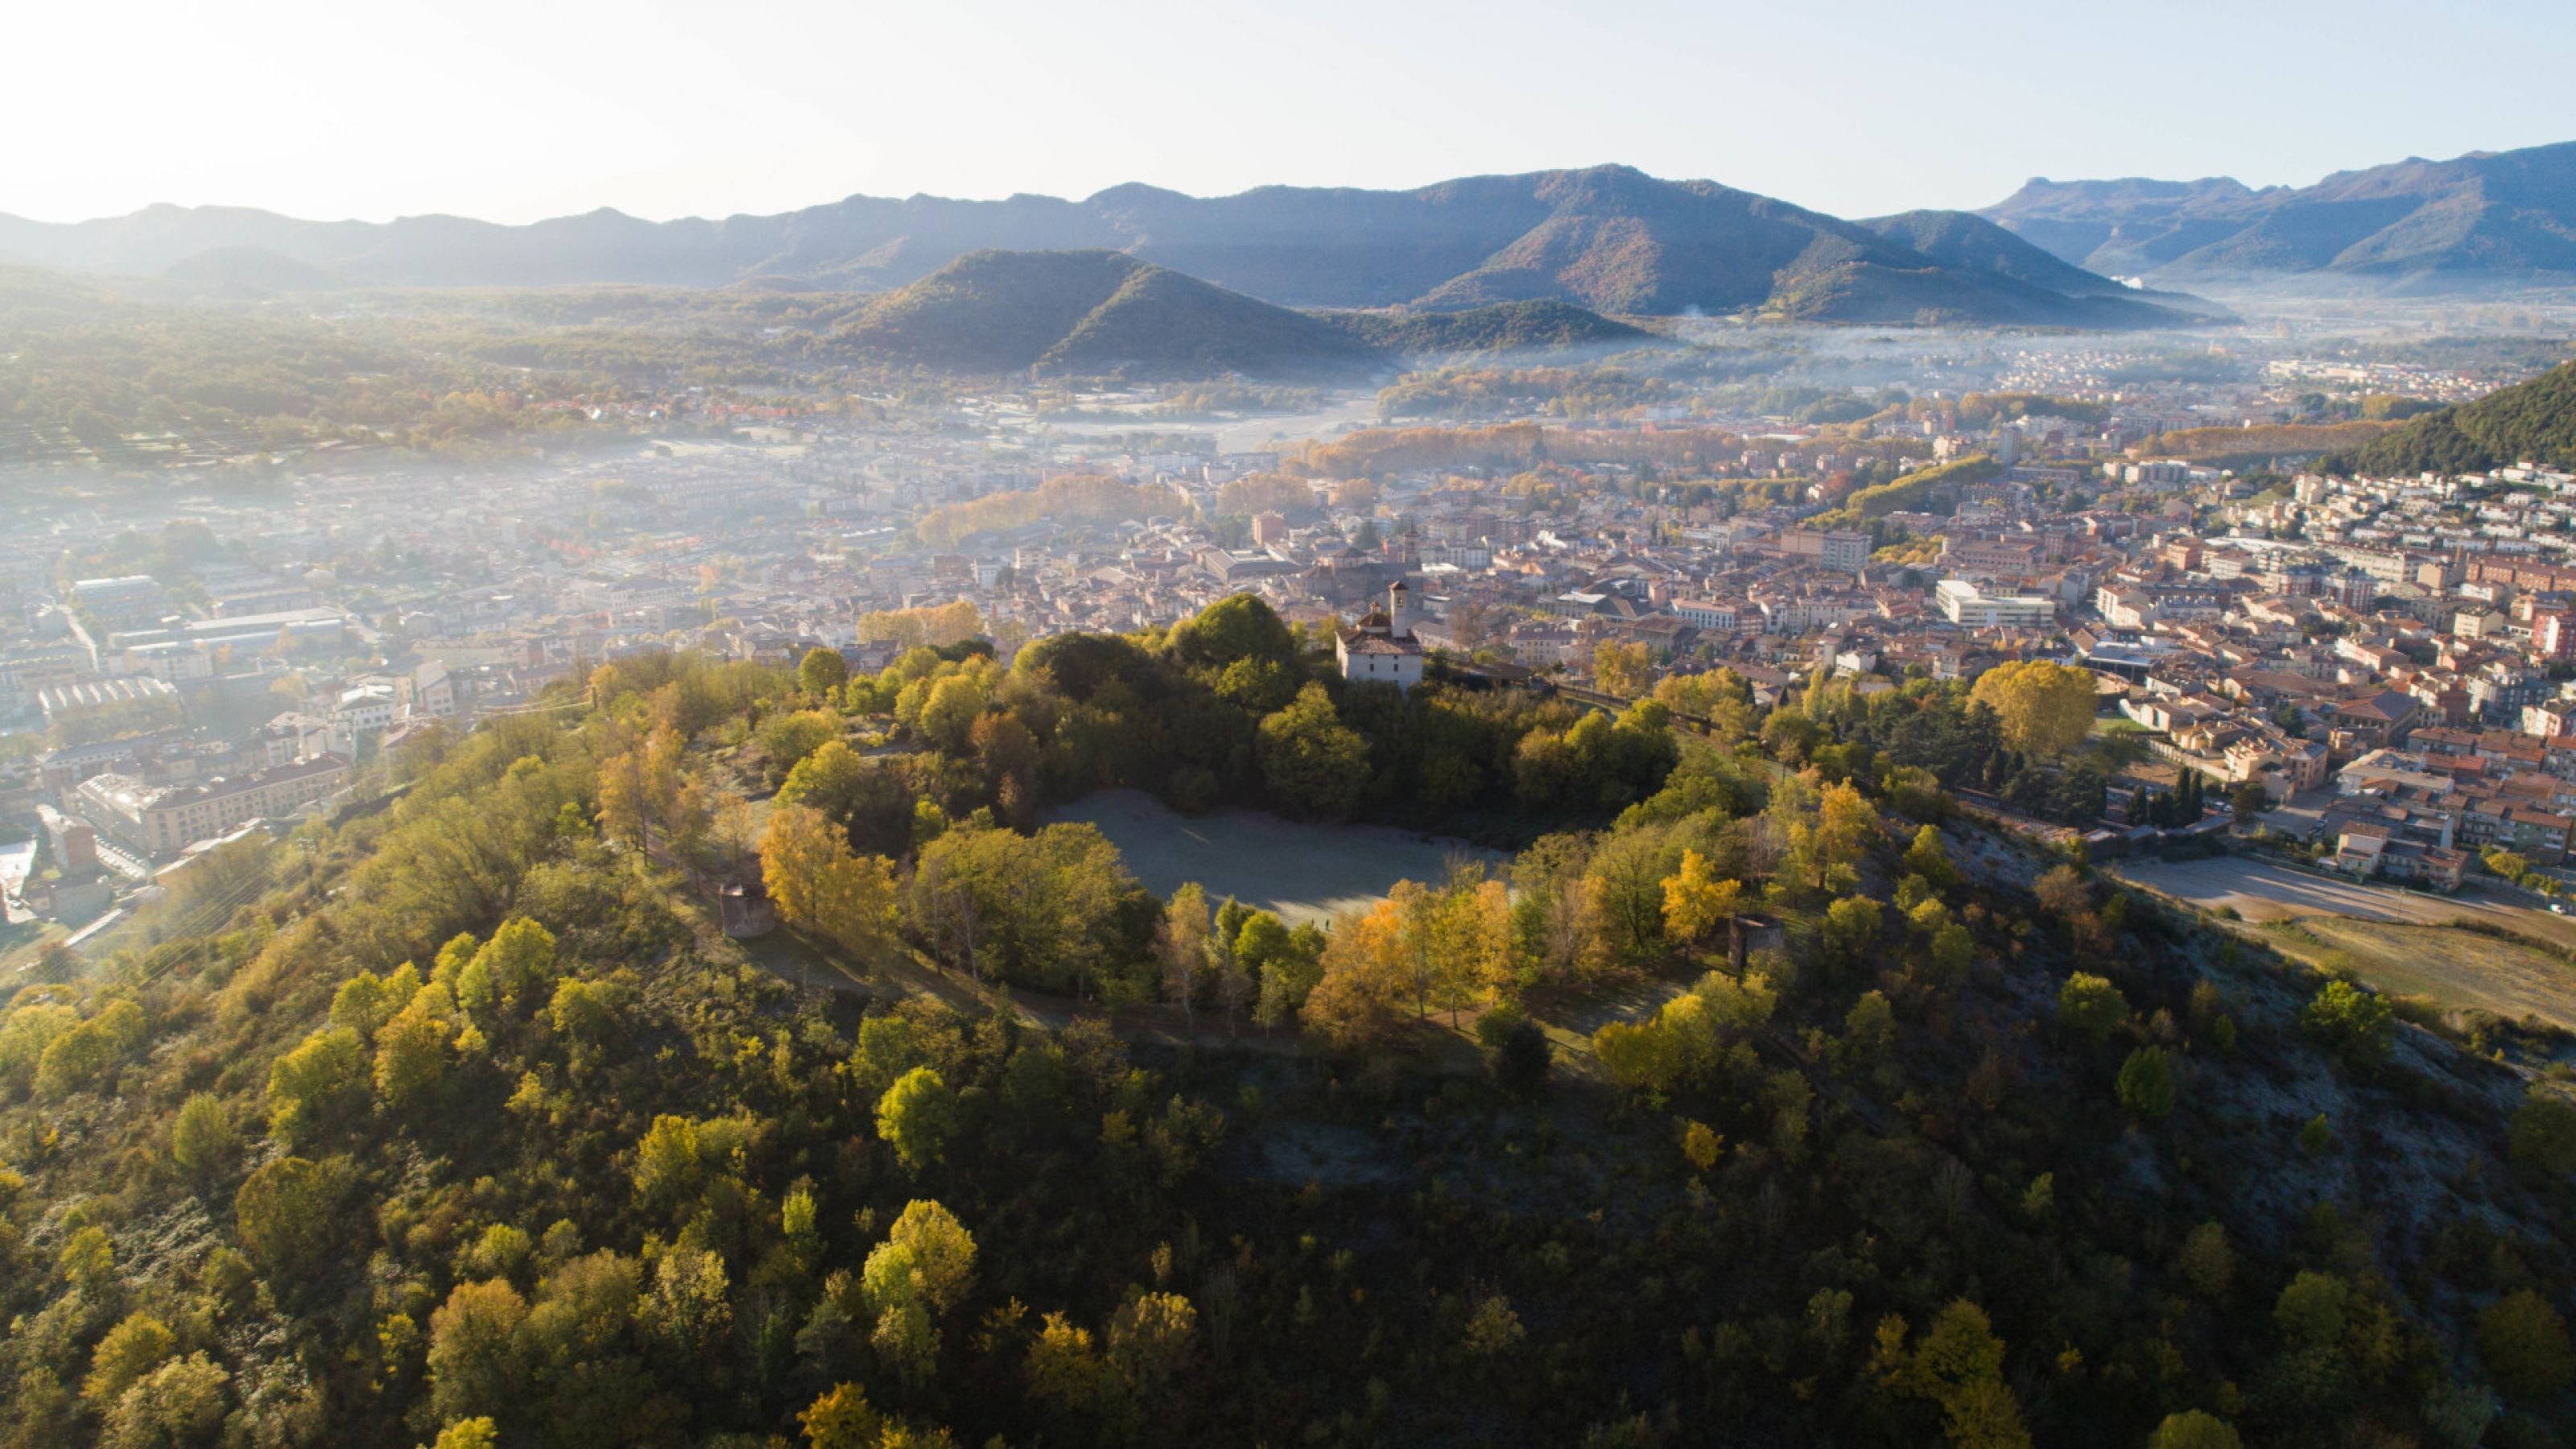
[12,0,2574,225]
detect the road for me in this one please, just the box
[2116,853,2576,944]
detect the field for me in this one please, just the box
[1046,788,1505,926]
[2117,852,2576,1028]
[2260,917,2576,1030]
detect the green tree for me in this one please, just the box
[60,1224,117,1295]
[2302,980,2392,1063]
[1257,683,1368,819]
[2479,1289,2575,1399]
[460,917,557,1016]
[1821,894,1885,970]
[860,1199,978,1381]
[1157,882,1212,1038]
[2116,1046,2177,1119]
[2056,972,2130,1042]
[1025,1313,1113,1414]
[2149,1410,2244,1449]
[799,646,851,698]
[1245,914,1326,1033]
[2178,1221,2233,1299]
[2508,1089,2576,1179]
[233,1155,353,1277]
[877,1067,957,1171]
[916,675,987,754]
[1463,1294,1527,1356]
[1885,1299,2033,1449]
[1107,1291,1198,1400]
[35,999,147,1099]
[2230,782,2268,825]
[373,982,464,1110]
[1843,990,1896,1066]
[431,1421,500,1449]
[776,739,870,820]
[266,1026,369,1146]
[1169,592,1296,672]
[85,1312,177,1402]
[2274,1271,2349,1348]
[641,1245,733,1357]
[170,1092,235,1182]
[98,1353,229,1449]
[427,1278,528,1425]
[1901,824,1959,891]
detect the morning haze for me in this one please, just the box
[5,5,2576,1447]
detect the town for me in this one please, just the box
[6,326,2575,959]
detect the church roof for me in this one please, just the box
[1342,634,1421,656]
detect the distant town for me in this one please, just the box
[6,328,2575,952]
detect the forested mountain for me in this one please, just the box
[2331,354,2576,475]
[0,167,2207,327]
[3,604,2572,1449]
[1983,140,2576,286]
[826,252,1652,378]
[1860,209,2158,299]
[827,251,1384,378]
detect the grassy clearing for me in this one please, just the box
[2258,915,2576,1031]
[1048,788,1506,927]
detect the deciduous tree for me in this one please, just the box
[1969,660,2098,759]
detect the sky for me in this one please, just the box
[10,0,2575,226]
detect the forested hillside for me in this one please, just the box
[2332,357,2576,476]
[3,598,2572,1449]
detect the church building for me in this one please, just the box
[1335,581,1425,691]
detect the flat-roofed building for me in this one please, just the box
[76,754,349,858]
[1936,580,2056,629]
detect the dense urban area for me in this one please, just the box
[10,311,2576,921]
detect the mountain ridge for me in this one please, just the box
[0,165,2206,328]
[1981,140,2576,285]
[824,250,1652,378]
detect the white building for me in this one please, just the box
[1671,599,1740,631]
[334,683,397,737]
[1336,582,1426,691]
[1938,579,2057,629]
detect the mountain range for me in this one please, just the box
[0,165,2212,329]
[1982,139,2576,287]
[822,251,1652,377]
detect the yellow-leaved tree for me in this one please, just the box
[1968,660,2099,759]
[761,803,898,964]
[1660,848,1744,947]
[1592,640,1655,699]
